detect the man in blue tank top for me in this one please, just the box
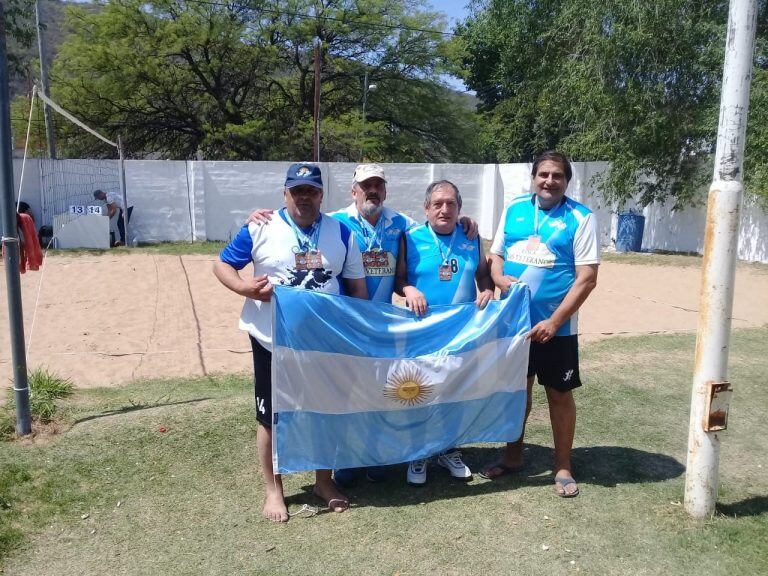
[480,151,600,498]
[395,180,495,486]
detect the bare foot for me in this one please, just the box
[262,491,289,522]
[313,482,349,513]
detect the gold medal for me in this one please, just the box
[361,250,376,268]
[306,250,323,269]
[294,252,308,270]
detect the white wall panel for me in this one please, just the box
[125,160,191,243]
[10,159,768,262]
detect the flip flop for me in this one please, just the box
[554,475,580,498]
[312,488,350,512]
[478,460,524,480]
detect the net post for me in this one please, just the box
[0,4,32,434]
[118,135,130,246]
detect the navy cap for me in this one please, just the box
[284,163,323,190]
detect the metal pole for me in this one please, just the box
[313,39,321,162]
[684,0,757,518]
[0,4,32,435]
[360,71,368,161]
[117,135,129,245]
[34,0,56,159]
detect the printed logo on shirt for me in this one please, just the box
[506,239,556,268]
[283,267,334,290]
[549,220,567,231]
[362,251,395,277]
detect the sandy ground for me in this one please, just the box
[1,253,767,388]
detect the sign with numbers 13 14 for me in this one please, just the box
[69,205,103,215]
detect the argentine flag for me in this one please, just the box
[271,284,531,474]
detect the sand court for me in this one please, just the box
[1,253,767,388]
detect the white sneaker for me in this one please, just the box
[407,459,428,485]
[437,450,472,479]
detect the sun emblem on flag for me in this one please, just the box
[383,363,434,405]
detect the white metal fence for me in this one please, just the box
[12,159,768,263]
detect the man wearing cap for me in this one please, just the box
[93,189,129,246]
[213,163,368,522]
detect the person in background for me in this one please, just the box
[93,189,128,246]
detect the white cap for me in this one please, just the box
[353,163,386,183]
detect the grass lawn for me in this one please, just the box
[1,328,766,575]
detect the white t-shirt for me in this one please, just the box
[219,209,365,350]
[104,192,124,210]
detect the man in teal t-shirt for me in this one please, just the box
[395,180,494,486]
[480,151,600,498]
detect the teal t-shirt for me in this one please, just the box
[405,223,480,305]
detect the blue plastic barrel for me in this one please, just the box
[615,212,645,252]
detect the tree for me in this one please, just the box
[48,0,481,162]
[744,12,768,204]
[458,0,768,206]
[4,0,35,79]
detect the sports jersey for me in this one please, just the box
[219,209,365,350]
[490,194,600,336]
[331,204,413,302]
[405,223,481,305]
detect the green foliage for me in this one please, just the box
[0,411,14,440]
[745,67,768,204]
[3,0,35,76]
[3,368,74,432]
[10,93,48,155]
[459,0,768,206]
[49,0,481,162]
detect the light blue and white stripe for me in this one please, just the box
[271,283,531,474]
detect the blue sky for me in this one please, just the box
[431,0,472,26]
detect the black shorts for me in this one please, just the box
[527,334,582,392]
[250,335,273,427]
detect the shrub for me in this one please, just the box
[2,368,74,435]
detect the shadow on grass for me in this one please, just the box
[717,496,768,518]
[72,397,212,425]
[284,444,685,509]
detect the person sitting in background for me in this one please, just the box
[5,201,43,273]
